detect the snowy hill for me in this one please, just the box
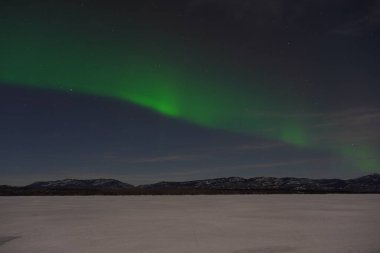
[1,174,379,195]
[27,179,134,190]
[139,174,380,193]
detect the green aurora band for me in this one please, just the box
[0,1,378,171]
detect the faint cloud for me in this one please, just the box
[187,0,380,38]
[128,154,207,163]
[246,107,380,145]
[332,0,380,36]
[102,140,287,166]
[309,107,380,145]
[242,158,332,169]
[103,153,210,164]
[218,142,286,151]
[186,0,285,26]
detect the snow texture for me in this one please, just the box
[0,195,379,253]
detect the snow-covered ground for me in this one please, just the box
[0,195,379,253]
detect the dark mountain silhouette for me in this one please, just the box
[140,174,380,192]
[0,174,379,195]
[28,179,133,190]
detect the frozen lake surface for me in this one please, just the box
[0,195,379,253]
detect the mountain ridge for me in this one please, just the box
[0,174,379,195]
[138,173,380,192]
[28,178,134,190]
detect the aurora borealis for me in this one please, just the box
[1,0,380,185]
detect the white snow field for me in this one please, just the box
[0,195,379,253]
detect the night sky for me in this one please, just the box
[1,0,380,185]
